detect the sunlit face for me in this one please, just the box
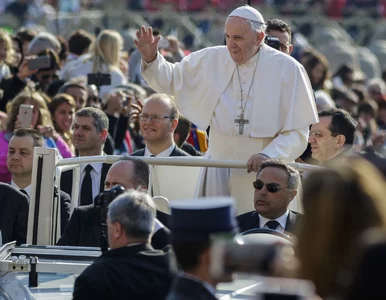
[53,102,74,133]
[104,161,136,190]
[7,136,35,177]
[72,116,105,154]
[66,87,88,111]
[266,29,292,55]
[254,167,293,219]
[140,99,177,144]
[225,16,263,65]
[308,116,343,162]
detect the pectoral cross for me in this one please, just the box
[234,113,249,135]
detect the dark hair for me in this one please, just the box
[174,115,191,147]
[46,79,66,98]
[58,79,87,94]
[16,27,37,43]
[68,30,95,56]
[172,241,211,271]
[303,52,330,90]
[258,159,300,190]
[56,35,68,62]
[266,19,292,43]
[318,108,357,145]
[333,64,354,80]
[357,101,378,118]
[117,156,150,188]
[13,128,44,147]
[75,107,109,132]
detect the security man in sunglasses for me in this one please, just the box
[237,159,300,235]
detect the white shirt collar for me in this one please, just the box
[144,144,176,157]
[259,210,289,231]
[80,163,102,175]
[11,181,32,200]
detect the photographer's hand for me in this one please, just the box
[17,56,38,81]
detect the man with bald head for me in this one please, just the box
[131,93,189,157]
[135,5,317,214]
[57,156,170,250]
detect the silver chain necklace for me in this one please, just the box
[234,52,260,135]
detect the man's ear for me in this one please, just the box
[170,119,178,133]
[257,32,265,45]
[289,44,293,54]
[100,128,108,142]
[113,222,123,239]
[138,185,148,193]
[336,134,346,148]
[174,132,180,144]
[200,247,211,267]
[288,189,297,202]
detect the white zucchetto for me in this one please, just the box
[228,5,265,24]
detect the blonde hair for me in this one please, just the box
[296,158,386,298]
[6,90,53,132]
[0,29,15,65]
[91,30,123,72]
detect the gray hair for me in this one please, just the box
[108,190,156,239]
[258,159,300,190]
[75,107,109,132]
[28,32,61,55]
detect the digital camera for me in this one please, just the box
[265,35,281,50]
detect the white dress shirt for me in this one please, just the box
[144,144,176,157]
[11,181,32,201]
[258,210,289,233]
[79,163,103,203]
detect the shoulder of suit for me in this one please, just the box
[130,149,144,156]
[236,210,256,220]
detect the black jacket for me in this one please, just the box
[73,243,177,300]
[57,204,170,250]
[236,210,300,234]
[167,276,217,300]
[131,146,190,157]
[0,183,29,245]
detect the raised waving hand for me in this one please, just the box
[134,26,161,63]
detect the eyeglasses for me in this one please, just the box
[253,180,287,193]
[139,114,173,122]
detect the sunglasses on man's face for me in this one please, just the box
[41,74,57,80]
[253,180,287,193]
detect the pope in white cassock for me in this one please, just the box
[135,5,318,214]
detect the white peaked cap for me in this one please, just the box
[228,5,265,24]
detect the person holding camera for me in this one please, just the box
[136,5,317,214]
[72,190,177,300]
[266,19,293,55]
[57,156,171,250]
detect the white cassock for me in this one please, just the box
[142,43,318,214]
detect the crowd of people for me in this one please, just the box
[0,3,386,300]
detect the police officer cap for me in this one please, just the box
[229,5,265,24]
[170,197,238,242]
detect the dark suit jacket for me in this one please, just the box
[167,276,217,300]
[58,190,71,235]
[73,243,177,300]
[0,183,29,245]
[131,146,190,157]
[237,210,301,234]
[60,163,111,203]
[57,204,171,250]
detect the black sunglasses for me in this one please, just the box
[41,74,57,80]
[253,180,287,193]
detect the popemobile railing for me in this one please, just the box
[27,147,322,246]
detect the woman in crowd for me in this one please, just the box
[49,93,76,152]
[0,90,73,182]
[0,29,13,81]
[296,158,386,299]
[60,29,127,99]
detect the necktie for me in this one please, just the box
[80,165,93,206]
[265,220,280,230]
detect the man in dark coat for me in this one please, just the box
[237,159,301,235]
[0,182,29,245]
[167,197,238,300]
[72,190,177,300]
[57,157,170,250]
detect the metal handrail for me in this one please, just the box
[56,156,322,172]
